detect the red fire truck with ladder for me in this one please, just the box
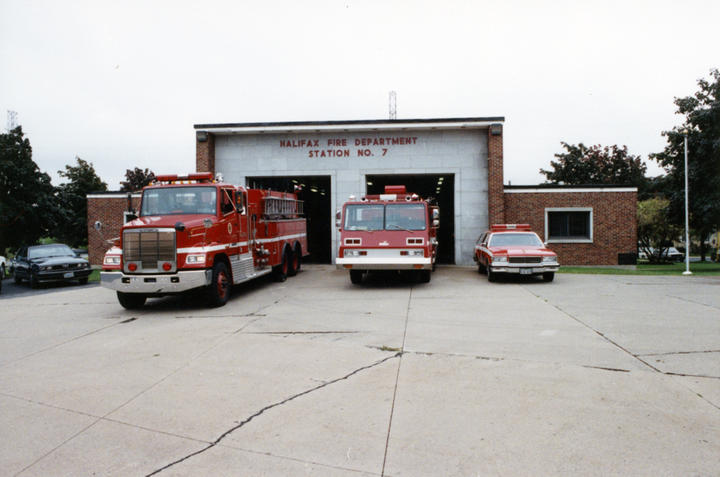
[335,185,439,284]
[100,173,308,309]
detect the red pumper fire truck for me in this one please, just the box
[100,173,308,309]
[335,185,439,284]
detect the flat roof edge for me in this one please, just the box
[194,117,505,132]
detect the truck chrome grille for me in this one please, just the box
[123,229,176,272]
[508,256,542,264]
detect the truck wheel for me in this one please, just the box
[289,244,301,276]
[419,269,431,283]
[206,262,231,307]
[487,269,497,283]
[349,270,364,284]
[542,272,555,282]
[117,292,146,309]
[477,262,486,274]
[273,249,289,282]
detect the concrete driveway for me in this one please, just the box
[0,266,718,476]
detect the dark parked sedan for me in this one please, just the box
[13,244,92,288]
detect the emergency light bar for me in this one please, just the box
[491,224,531,231]
[154,172,215,184]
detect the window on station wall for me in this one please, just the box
[545,208,593,242]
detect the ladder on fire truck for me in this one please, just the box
[263,196,304,219]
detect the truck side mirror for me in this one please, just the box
[433,219,440,228]
[432,209,440,220]
[335,210,342,229]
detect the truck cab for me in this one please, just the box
[336,185,438,284]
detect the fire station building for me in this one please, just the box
[87,117,637,266]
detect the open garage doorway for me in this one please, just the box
[366,174,455,264]
[246,176,332,263]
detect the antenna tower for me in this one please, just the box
[7,110,18,131]
[388,91,397,120]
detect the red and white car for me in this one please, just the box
[474,224,559,282]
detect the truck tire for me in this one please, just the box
[542,272,555,282]
[419,269,431,283]
[117,292,146,309]
[477,262,486,274]
[487,269,498,283]
[288,244,301,276]
[206,261,231,307]
[349,270,364,284]
[273,248,290,282]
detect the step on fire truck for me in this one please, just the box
[100,173,308,309]
[336,185,439,284]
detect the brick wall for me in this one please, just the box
[504,189,637,265]
[86,195,140,265]
[196,132,215,174]
[487,124,505,224]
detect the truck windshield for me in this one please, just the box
[489,233,543,247]
[141,187,217,216]
[344,203,426,231]
[385,204,426,231]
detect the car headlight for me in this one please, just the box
[542,256,557,263]
[103,256,121,265]
[492,256,507,263]
[40,265,51,271]
[186,254,206,264]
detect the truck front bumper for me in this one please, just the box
[336,256,433,270]
[100,270,211,294]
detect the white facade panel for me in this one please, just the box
[213,129,489,265]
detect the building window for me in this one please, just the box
[545,208,593,243]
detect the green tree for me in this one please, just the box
[120,167,155,192]
[637,198,680,263]
[651,69,720,261]
[0,126,58,253]
[55,156,107,247]
[540,142,650,196]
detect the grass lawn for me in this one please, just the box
[89,269,101,282]
[559,261,720,276]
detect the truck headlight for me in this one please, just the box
[186,254,206,264]
[492,256,507,264]
[542,256,557,263]
[344,249,368,257]
[104,256,121,265]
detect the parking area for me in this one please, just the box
[1,266,719,476]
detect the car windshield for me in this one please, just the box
[141,186,217,216]
[489,233,543,247]
[28,244,75,259]
[344,203,427,231]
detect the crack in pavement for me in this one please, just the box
[638,349,720,357]
[145,352,401,476]
[245,330,360,335]
[380,288,413,477]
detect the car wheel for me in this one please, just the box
[206,261,231,307]
[349,270,364,284]
[30,272,39,289]
[78,277,89,285]
[477,262,486,274]
[542,272,555,282]
[117,292,146,309]
[13,271,22,284]
[487,269,497,282]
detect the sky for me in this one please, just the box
[1,0,718,189]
